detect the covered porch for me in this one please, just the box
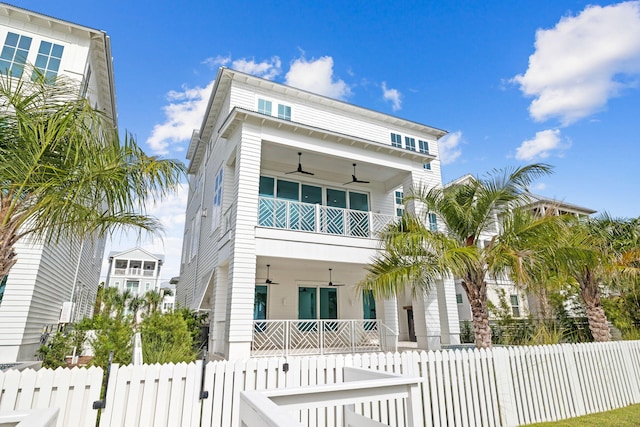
[251,258,399,357]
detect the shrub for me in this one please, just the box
[141,311,195,364]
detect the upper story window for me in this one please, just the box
[423,163,432,170]
[418,140,429,154]
[428,213,438,231]
[258,98,272,115]
[390,133,402,148]
[405,137,416,151]
[0,32,32,78]
[278,104,291,120]
[211,167,224,231]
[33,41,64,82]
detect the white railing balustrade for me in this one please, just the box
[258,197,395,238]
[252,319,397,356]
[239,367,423,427]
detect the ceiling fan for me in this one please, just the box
[261,264,279,285]
[328,268,344,286]
[286,152,314,176]
[344,163,370,185]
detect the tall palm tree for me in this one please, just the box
[128,295,148,327]
[113,289,132,319]
[0,69,185,280]
[361,164,554,348]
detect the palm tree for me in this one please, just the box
[113,289,132,319]
[361,164,554,348]
[144,290,163,314]
[0,69,185,280]
[550,215,640,341]
[128,295,148,327]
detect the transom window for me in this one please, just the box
[390,133,402,148]
[0,32,32,78]
[33,41,64,82]
[405,137,416,151]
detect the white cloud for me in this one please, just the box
[513,1,640,125]
[516,129,569,160]
[232,57,282,80]
[438,131,463,165]
[146,81,215,155]
[530,182,547,192]
[285,56,351,99]
[202,54,231,68]
[381,82,402,111]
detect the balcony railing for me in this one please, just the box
[113,268,156,276]
[251,319,398,357]
[257,197,396,238]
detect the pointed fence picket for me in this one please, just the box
[1,340,640,426]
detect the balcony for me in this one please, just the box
[257,197,395,239]
[251,319,398,357]
[112,268,156,277]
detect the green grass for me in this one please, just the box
[525,404,640,426]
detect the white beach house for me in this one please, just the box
[0,4,115,362]
[176,67,460,360]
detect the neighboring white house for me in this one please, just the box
[454,191,597,323]
[0,4,116,362]
[160,283,176,313]
[104,248,164,297]
[176,67,460,360]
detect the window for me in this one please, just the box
[0,275,7,304]
[190,214,200,259]
[418,140,429,154]
[428,213,438,231]
[510,295,520,317]
[395,190,404,217]
[278,104,291,120]
[423,163,432,170]
[390,133,402,148]
[257,98,272,115]
[0,32,32,78]
[33,41,64,82]
[126,280,139,294]
[456,294,463,304]
[211,167,224,230]
[405,137,416,151]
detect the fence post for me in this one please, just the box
[92,351,113,410]
[492,347,519,427]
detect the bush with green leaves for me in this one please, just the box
[141,311,195,364]
[37,330,73,368]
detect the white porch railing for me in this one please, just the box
[257,198,396,238]
[239,367,423,427]
[251,320,398,356]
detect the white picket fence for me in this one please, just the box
[1,341,639,427]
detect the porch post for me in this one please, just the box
[413,289,441,350]
[438,277,461,345]
[380,296,399,351]
[225,123,262,360]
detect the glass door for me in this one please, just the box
[301,184,322,231]
[325,188,346,234]
[277,179,300,229]
[348,191,369,237]
[254,285,268,332]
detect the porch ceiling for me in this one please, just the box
[255,257,370,288]
[260,142,409,189]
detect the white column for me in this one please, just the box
[225,124,262,360]
[379,296,399,350]
[413,289,441,350]
[211,266,228,356]
[438,277,461,345]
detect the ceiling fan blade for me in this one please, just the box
[300,170,315,175]
[286,152,314,175]
[355,179,370,184]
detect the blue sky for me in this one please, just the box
[10,0,640,280]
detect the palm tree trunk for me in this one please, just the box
[0,227,19,280]
[580,273,611,342]
[462,277,492,348]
